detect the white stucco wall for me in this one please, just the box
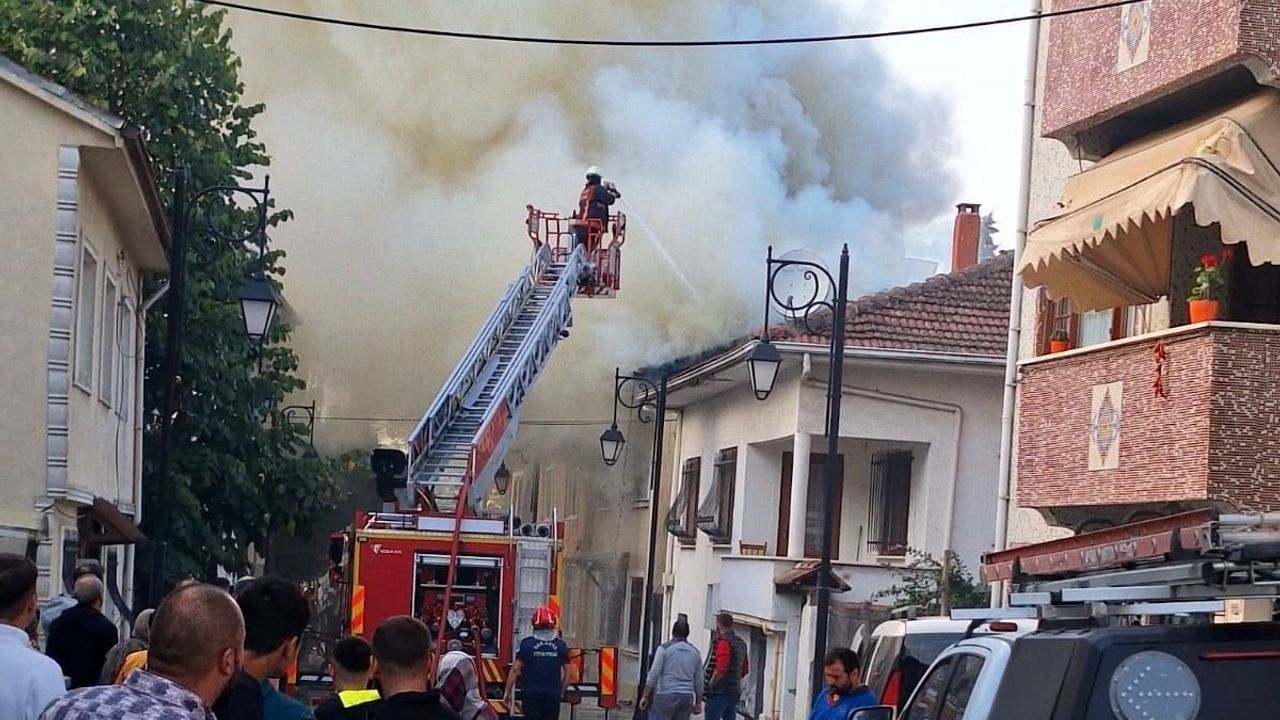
[661,352,1004,720]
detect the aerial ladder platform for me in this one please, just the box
[389,205,626,677]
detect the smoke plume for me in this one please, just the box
[227,1,959,448]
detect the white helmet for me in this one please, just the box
[585,165,602,179]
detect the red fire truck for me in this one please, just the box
[292,203,626,715]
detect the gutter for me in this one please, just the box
[121,125,173,257]
[993,0,1042,606]
[659,340,1004,402]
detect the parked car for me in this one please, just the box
[860,616,1035,713]
[900,621,1280,719]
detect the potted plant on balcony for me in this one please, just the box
[1188,251,1226,323]
[1049,329,1070,353]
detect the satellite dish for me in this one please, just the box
[770,249,834,317]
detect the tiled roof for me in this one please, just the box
[767,252,1014,357]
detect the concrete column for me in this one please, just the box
[787,433,812,558]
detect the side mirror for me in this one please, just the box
[849,706,895,720]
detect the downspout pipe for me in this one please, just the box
[993,0,1043,606]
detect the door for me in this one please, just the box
[902,651,987,720]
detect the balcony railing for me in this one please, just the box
[1018,321,1280,515]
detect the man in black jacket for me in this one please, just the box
[367,616,460,720]
[45,574,118,688]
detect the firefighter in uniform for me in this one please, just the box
[572,167,621,285]
[503,607,569,720]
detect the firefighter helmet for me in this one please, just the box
[585,166,602,180]
[532,606,557,629]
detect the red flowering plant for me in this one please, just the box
[1188,249,1231,301]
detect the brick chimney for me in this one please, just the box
[951,202,981,272]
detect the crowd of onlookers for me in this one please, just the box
[0,552,464,720]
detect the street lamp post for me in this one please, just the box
[749,244,849,698]
[151,165,280,607]
[599,367,668,704]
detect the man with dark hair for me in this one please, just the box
[40,560,103,636]
[46,574,119,688]
[212,576,314,720]
[0,554,65,719]
[640,618,704,720]
[702,613,748,720]
[314,635,379,720]
[370,616,460,720]
[807,648,877,720]
[40,583,244,720]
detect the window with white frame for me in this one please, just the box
[117,298,135,419]
[99,274,118,407]
[74,244,99,390]
[625,575,644,648]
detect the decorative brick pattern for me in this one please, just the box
[1017,325,1280,511]
[1042,0,1280,147]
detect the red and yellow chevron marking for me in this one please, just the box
[480,658,505,685]
[599,646,618,709]
[286,659,297,687]
[351,585,366,635]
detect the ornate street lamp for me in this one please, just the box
[747,338,782,401]
[599,424,626,466]
[152,166,277,606]
[756,243,850,698]
[494,463,512,496]
[600,367,668,706]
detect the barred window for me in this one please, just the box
[868,450,913,555]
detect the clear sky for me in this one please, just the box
[865,0,1033,258]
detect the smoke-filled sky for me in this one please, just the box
[226,1,1028,449]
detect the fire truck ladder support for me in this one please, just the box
[405,242,586,674]
[405,242,584,514]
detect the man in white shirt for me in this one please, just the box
[0,553,67,719]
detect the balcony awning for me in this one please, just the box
[79,497,146,547]
[1021,90,1280,311]
[774,560,851,594]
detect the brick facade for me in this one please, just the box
[1043,0,1280,153]
[1017,324,1280,512]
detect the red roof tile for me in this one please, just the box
[767,252,1013,356]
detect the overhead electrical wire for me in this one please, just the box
[196,0,1144,47]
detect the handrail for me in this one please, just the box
[407,244,552,472]
[473,248,584,461]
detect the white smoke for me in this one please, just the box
[227,0,959,447]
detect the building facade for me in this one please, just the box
[0,57,167,622]
[652,235,1011,720]
[1011,0,1280,540]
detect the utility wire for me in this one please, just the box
[315,415,612,426]
[196,0,1141,47]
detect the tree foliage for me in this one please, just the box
[0,0,338,588]
[873,549,989,613]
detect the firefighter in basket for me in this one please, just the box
[503,607,570,720]
[572,166,621,286]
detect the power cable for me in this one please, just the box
[195,0,1142,47]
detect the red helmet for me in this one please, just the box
[532,606,557,629]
